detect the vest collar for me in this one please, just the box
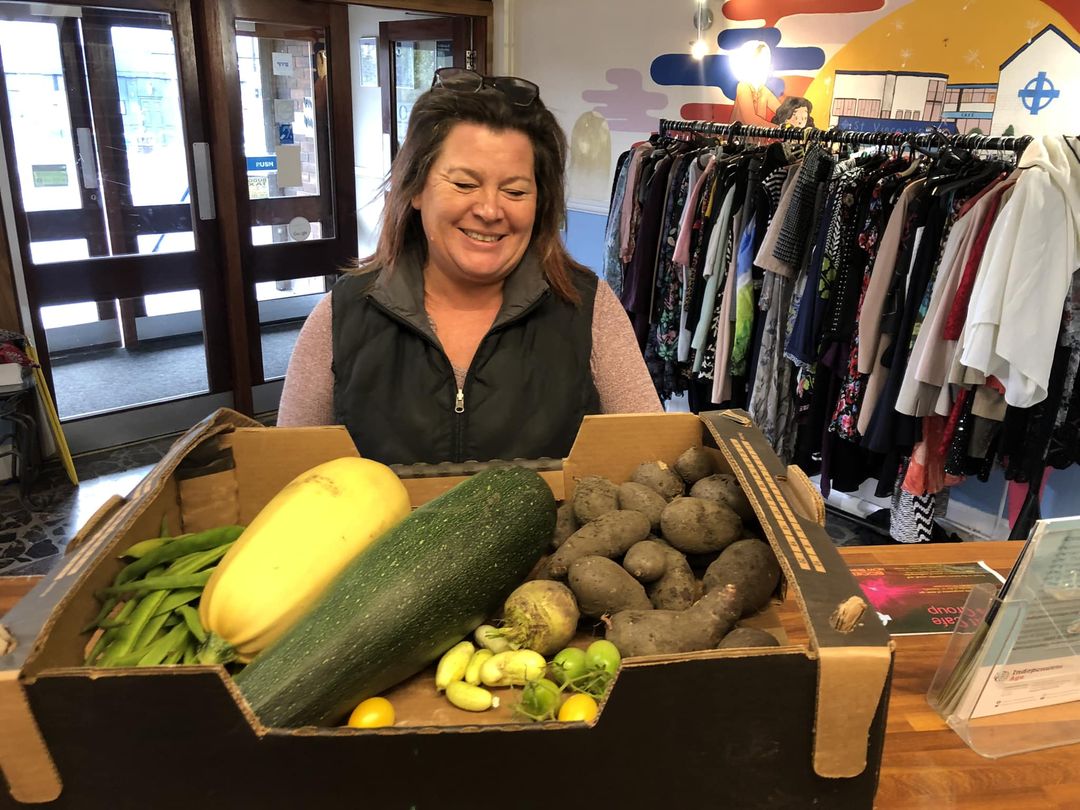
[368,247,551,336]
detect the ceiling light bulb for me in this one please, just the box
[691,38,709,60]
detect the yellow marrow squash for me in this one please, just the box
[199,456,410,661]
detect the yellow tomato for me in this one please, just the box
[347,696,395,728]
[557,693,599,723]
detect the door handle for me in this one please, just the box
[192,142,216,221]
[75,127,98,190]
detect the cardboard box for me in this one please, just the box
[0,409,893,809]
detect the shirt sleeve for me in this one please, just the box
[590,280,663,413]
[276,292,335,426]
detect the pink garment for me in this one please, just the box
[619,145,649,264]
[673,156,716,267]
[276,278,663,429]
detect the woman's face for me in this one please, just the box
[788,106,809,128]
[412,122,537,287]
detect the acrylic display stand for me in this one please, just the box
[927,518,1080,759]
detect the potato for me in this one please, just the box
[703,539,782,617]
[690,474,756,523]
[622,540,668,583]
[718,627,780,649]
[646,541,701,610]
[548,510,651,578]
[674,446,714,485]
[660,497,742,554]
[552,502,580,550]
[630,461,684,501]
[568,556,652,618]
[526,555,555,581]
[605,585,741,657]
[617,482,666,530]
[572,476,619,523]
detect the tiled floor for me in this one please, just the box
[0,434,178,575]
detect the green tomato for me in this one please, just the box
[549,647,588,686]
[518,678,561,721]
[585,640,621,675]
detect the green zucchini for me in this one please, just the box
[233,466,556,727]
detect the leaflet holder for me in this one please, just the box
[927,519,1080,760]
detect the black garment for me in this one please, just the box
[331,251,600,465]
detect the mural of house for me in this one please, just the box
[991,24,1080,136]
[828,70,949,131]
[942,84,998,135]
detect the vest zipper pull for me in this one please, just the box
[455,388,465,414]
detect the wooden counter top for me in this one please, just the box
[3,543,1079,808]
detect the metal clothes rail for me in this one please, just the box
[657,118,1034,154]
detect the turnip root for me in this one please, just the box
[568,556,652,618]
[646,541,700,610]
[617,482,666,530]
[630,461,685,501]
[605,585,741,657]
[548,510,651,578]
[552,503,579,549]
[622,540,667,583]
[500,581,580,656]
[660,497,742,554]
[703,539,782,617]
[674,446,714,485]
[690,474,756,522]
[572,476,619,524]
[718,627,780,649]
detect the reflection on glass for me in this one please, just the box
[257,275,330,380]
[394,39,452,150]
[0,19,80,212]
[0,4,194,264]
[236,21,334,246]
[44,292,210,419]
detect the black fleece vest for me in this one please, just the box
[331,252,601,465]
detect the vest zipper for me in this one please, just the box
[367,290,551,463]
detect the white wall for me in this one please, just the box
[992,32,1080,136]
[891,75,939,119]
[832,73,887,104]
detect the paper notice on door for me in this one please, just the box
[274,99,294,123]
[272,52,294,76]
[275,144,302,187]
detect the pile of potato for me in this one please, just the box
[532,447,783,657]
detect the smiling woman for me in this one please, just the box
[276,71,661,465]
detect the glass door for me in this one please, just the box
[203,0,355,411]
[378,17,485,159]
[0,0,230,448]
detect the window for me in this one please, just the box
[961,88,975,103]
[986,90,997,103]
[927,80,946,103]
[946,88,960,106]
[832,97,857,118]
[855,98,881,118]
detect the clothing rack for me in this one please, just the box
[658,118,1034,155]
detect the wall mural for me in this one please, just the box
[562,0,1078,210]
[645,0,1079,138]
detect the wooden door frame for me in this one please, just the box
[0,0,231,401]
[200,0,355,409]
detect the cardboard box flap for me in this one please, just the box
[0,671,60,804]
[815,647,893,778]
[699,411,890,650]
[563,412,703,499]
[0,409,259,676]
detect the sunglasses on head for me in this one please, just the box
[431,67,539,107]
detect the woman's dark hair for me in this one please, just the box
[358,84,590,304]
[772,96,813,127]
